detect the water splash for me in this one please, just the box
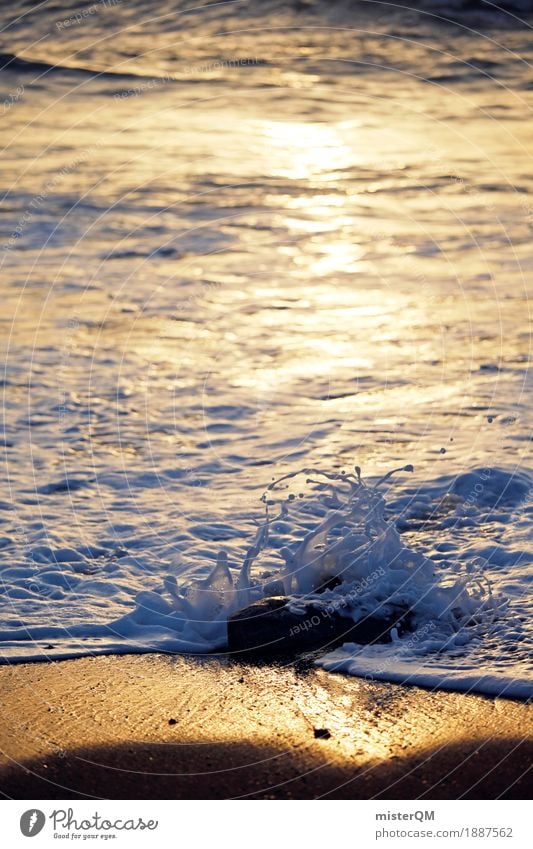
[151,464,503,654]
[1,464,526,696]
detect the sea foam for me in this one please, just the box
[3,464,528,699]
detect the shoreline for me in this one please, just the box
[0,654,531,799]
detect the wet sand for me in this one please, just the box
[0,654,530,799]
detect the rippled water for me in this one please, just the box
[0,1,531,697]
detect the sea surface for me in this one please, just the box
[0,1,531,699]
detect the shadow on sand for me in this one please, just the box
[1,736,531,800]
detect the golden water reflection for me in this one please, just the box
[260,120,354,179]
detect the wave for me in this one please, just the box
[1,1,531,86]
[0,51,175,83]
[1,464,530,700]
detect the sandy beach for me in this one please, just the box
[0,655,530,799]
[1,1,532,811]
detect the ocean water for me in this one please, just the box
[0,1,531,699]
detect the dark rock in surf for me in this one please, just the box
[313,728,331,740]
[227,596,412,656]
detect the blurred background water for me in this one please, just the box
[0,1,531,694]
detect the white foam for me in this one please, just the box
[3,465,530,701]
